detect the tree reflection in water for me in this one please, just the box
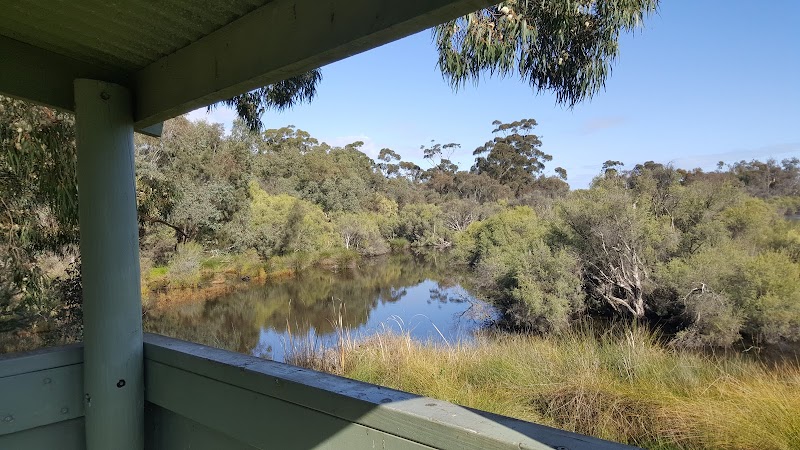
[144,252,495,361]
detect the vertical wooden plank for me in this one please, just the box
[74,79,143,450]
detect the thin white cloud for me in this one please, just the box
[581,116,627,134]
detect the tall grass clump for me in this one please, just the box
[294,324,800,450]
[166,242,205,288]
[283,303,357,372]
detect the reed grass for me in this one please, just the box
[286,324,800,450]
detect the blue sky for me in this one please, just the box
[189,1,800,188]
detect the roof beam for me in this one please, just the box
[0,35,129,113]
[133,0,492,129]
[0,36,162,137]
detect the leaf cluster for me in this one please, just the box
[434,0,658,106]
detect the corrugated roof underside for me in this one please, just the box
[0,0,272,71]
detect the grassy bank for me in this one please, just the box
[289,326,800,450]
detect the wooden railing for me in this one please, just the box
[0,334,639,450]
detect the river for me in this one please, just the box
[144,252,495,362]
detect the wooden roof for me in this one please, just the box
[0,0,490,133]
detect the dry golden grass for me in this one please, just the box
[288,326,800,450]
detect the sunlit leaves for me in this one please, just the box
[435,0,658,106]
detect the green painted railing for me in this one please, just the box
[0,334,640,450]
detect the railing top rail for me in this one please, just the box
[144,333,639,450]
[0,343,83,378]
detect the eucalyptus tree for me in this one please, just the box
[422,141,461,174]
[602,160,624,177]
[254,130,383,213]
[471,119,552,193]
[135,117,252,248]
[435,0,658,105]
[377,148,402,177]
[0,96,78,327]
[728,158,800,199]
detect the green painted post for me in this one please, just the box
[74,79,144,449]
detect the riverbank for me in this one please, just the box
[140,248,364,309]
[287,326,800,450]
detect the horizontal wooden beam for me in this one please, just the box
[0,356,84,436]
[0,35,128,113]
[0,337,636,448]
[0,418,85,450]
[146,360,432,449]
[0,35,162,136]
[0,343,83,378]
[0,345,85,448]
[133,0,492,129]
[146,404,253,450]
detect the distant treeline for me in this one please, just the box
[2,95,799,350]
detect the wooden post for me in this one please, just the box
[74,79,144,449]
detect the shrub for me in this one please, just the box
[671,291,743,348]
[479,243,583,333]
[227,249,263,278]
[658,244,800,346]
[167,242,204,288]
[459,206,583,332]
[140,225,177,266]
[388,237,410,251]
[769,222,800,262]
[249,182,337,258]
[457,206,546,266]
[729,251,800,343]
[396,203,449,247]
[335,212,390,256]
[501,247,584,332]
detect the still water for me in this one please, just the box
[144,252,494,361]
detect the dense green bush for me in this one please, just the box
[248,182,337,258]
[656,240,800,346]
[396,203,450,247]
[459,207,583,332]
[730,251,800,343]
[335,212,390,256]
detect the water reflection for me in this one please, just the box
[144,252,494,361]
